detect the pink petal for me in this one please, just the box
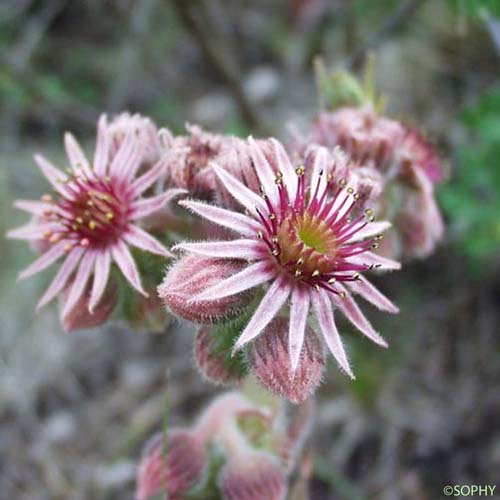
[347,251,401,271]
[289,286,310,373]
[270,138,298,199]
[233,276,291,352]
[61,251,96,318]
[13,200,54,216]
[89,251,111,312]
[309,147,329,206]
[332,285,388,347]
[18,241,67,280]
[248,137,279,207]
[7,223,55,240]
[109,133,140,180]
[34,154,71,197]
[194,261,274,302]
[347,277,399,313]
[212,164,267,214]
[94,114,109,176]
[36,247,84,309]
[173,239,263,260]
[111,240,147,296]
[64,132,93,178]
[129,160,166,198]
[347,221,392,243]
[130,189,186,220]
[311,288,354,378]
[124,224,173,257]
[179,200,260,237]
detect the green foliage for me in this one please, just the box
[447,0,500,19]
[439,87,500,265]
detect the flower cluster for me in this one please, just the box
[292,105,444,259]
[136,391,313,500]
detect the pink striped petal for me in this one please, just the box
[173,239,263,260]
[129,160,166,198]
[7,223,55,240]
[36,247,84,309]
[270,138,298,199]
[121,139,145,182]
[94,114,109,176]
[311,288,354,378]
[347,277,399,313]
[347,251,401,271]
[89,251,111,312]
[233,276,291,352]
[289,286,310,373]
[13,200,54,216]
[332,285,388,347]
[64,132,93,178]
[130,189,186,220]
[194,261,274,302]
[18,241,67,280]
[61,251,96,318]
[179,200,260,236]
[34,154,71,197]
[111,240,147,296]
[212,164,267,214]
[347,221,392,243]
[248,137,279,207]
[124,225,172,257]
[109,132,137,179]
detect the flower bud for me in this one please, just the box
[218,451,287,500]
[59,277,117,333]
[162,123,228,199]
[158,255,252,324]
[195,326,247,386]
[136,429,207,500]
[250,317,325,404]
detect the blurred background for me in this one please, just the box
[1,0,499,498]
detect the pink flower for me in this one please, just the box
[106,112,161,166]
[175,139,399,377]
[8,115,185,316]
[160,123,229,198]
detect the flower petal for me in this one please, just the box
[233,275,291,352]
[36,247,84,310]
[13,200,54,216]
[64,132,93,178]
[7,223,55,240]
[34,154,71,197]
[289,285,310,373]
[194,260,274,302]
[124,224,173,257]
[179,199,260,236]
[61,251,96,318]
[270,138,298,199]
[347,221,392,243]
[173,239,263,260]
[112,240,148,296]
[94,114,109,176]
[89,251,111,313]
[347,251,401,271]
[332,285,388,347]
[109,132,139,180]
[129,160,166,198]
[212,164,267,214]
[130,189,186,220]
[311,288,354,378]
[248,137,280,207]
[347,276,399,313]
[309,147,329,205]
[18,241,67,280]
